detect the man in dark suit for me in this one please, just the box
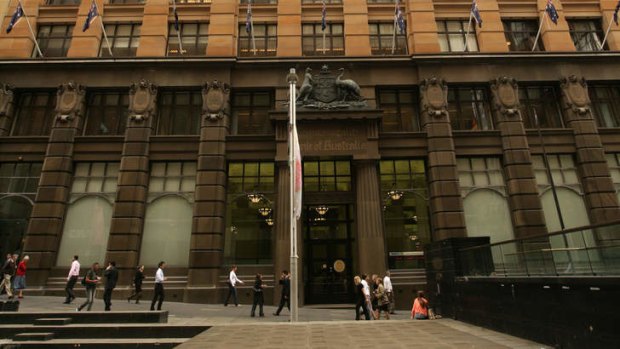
[273,270,290,316]
[103,261,118,311]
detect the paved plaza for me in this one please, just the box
[6,296,548,348]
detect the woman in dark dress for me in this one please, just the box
[127,265,145,304]
[251,273,266,317]
[354,276,370,320]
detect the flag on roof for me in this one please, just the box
[471,0,483,28]
[6,3,24,34]
[321,1,327,31]
[82,0,99,32]
[546,0,559,25]
[395,0,406,35]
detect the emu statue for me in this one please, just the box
[297,67,314,103]
[335,68,362,101]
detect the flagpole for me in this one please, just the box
[94,1,113,57]
[532,10,547,52]
[249,1,256,55]
[600,13,614,50]
[172,0,183,55]
[287,68,299,323]
[391,0,398,54]
[322,29,326,55]
[17,0,43,58]
[463,10,473,52]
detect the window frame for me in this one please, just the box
[369,22,408,55]
[238,23,277,57]
[301,22,344,56]
[155,89,203,136]
[10,90,57,136]
[568,18,606,52]
[83,90,129,136]
[519,85,565,129]
[231,90,274,135]
[376,87,421,132]
[99,22,142,57]
[34,24,74,58]
[436,19,479,53]
[447,86,494,131]
[166,22,209,56]
[503,20,543,52]
[589,84,620,128]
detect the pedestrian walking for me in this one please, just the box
[374,277,390,320]
[370,274,379,319]
[354,276,370,320]
[103,261,118,311]
[63,255,80,304]
[273,270,290,316]
[127,265,145,304]
[411,290,429,320]
[150,261,166,311]
[13,255,29,299]
[250,273,265,317]
[224,265,243,307]
[383,271,395,314]
[77,262,100,312]
[360,274,373,320]
[0,254,15,299]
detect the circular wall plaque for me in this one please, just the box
[333,259,345,273]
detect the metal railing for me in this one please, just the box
[459,221,620,277]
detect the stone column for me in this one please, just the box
[420,78,466,241]
[343,0,371,56]
[0,84,14,136]
[355,160,386,276]
[559,75,620,224]
[22,82,86,286]
[490,77,548,238]
[67,0,106,58]
[105,79,157,284]
[207,0,239,56]
[536,0,575,52]
[0,0,40,58]
[187,81,230,296]
[476,0,509,52]
[137,0,168,57]
[276,0,301,57]
[405,0,440,53]
[601,0,620,51]
[273,162,290,305]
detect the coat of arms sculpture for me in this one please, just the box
[295,65,367,110]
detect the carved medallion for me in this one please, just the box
[426,84,445,110]
[294,65,367,110]
[560,75,590,116]
[55,81,86,123]
[202,80,230,121]
[420,77,448,118]
[0,84,14,117]
[129,79,158,122]
[490,77,520,118]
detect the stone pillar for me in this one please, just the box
[187,81,230,294]
[207,0,238,56]
[137,0,168,57]
[343,0,371,56]
[273,162,290,305]
[601,0,620,51]
[22,82,86,286]
[355,160,386,276]
[0,0,40,58]
[276,0,301,57]
[67,0,106,58]
[476,0,509,52]
[0,84,14,136]
[420,78,466,241]
[105,79,157,284]
[559,75,620,224]
[490,77,548,238]
[406,0,440,53]
[537,0,575,52]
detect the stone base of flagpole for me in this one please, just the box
[290,255,299,322]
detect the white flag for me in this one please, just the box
[293,125,302,220]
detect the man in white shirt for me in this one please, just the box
[360,274,373,320]
[63,255,80,304]
[224,265,243,307]
[150,261,166,311]
[383,271,395,314]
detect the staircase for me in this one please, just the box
[0,311,208,348]
[390,269,428,310]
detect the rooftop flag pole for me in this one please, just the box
[532,10,547,52]
[85,0,113,57]
[600,1,619,50]
[463,7,474,52]
[464,0,483,52]
[6,0,43,57]
[246,0,256,55]
[533,0,559,52]
[172,0,183,55]
[391,0,399,54]
[322,0,327,55]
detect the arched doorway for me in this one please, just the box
[0,195,33,258]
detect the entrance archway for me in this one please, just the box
[0,195,33,258]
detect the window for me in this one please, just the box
[302,23,344,56]
[226,161,275,264]
[380,159,430,269]
[109,0,145,4]
[369,22,407,55]
[368,0,394,3]
[447,87,493,131]
[238,24,277,56]
[377,88,420,132]
[504,20,542,51]
[99,23,141,57]
[568,19,605,51]
[148,162,197,195]
[606,154,620,193]
[34,25,73,57]
[240,0,277,4]
[83,91,129,136]
[45,0,80,5]
[167,22,208,56]
[519,85,564,128]
[70,162,120,195]
[302,0,341,3]
[436,20,478,52]
[178,0,211,3]
[11,91,56,136]
[303,160,351,192]
[589,85,620,128]
[0,163,42,196]
[457,158,506,192]
[156,91,201,135]
[231,90,273,135]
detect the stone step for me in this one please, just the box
[34,318,72,326]
[2,337,184,348]
[0,325,209,340]
[0,311,168,325]
[13,332,54,341]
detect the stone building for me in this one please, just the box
[0,0,619,306]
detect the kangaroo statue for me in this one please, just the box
[335,68,362,101]
[297,67,314,103]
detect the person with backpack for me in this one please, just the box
[77,262,100,312]
[374,277,390,320]
[411,290,430,320]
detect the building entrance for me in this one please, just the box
[304,204,355,304]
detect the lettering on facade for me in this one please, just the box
[298,123,366,153]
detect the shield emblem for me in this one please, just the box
[498,84,517,108]
[313,76,339,103]
[568,84,587,107]
[426,85,445,110]
[59,90,77,114]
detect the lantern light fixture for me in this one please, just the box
[315,205,329,216]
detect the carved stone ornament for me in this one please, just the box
[55,81,86,123]
[490,77,520,117]
[293,65,367,110]
[560,75,590,116]
[202,80,230,122]
[0,84,14,117]
[420,77,448,118]
[129,79,158,122]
